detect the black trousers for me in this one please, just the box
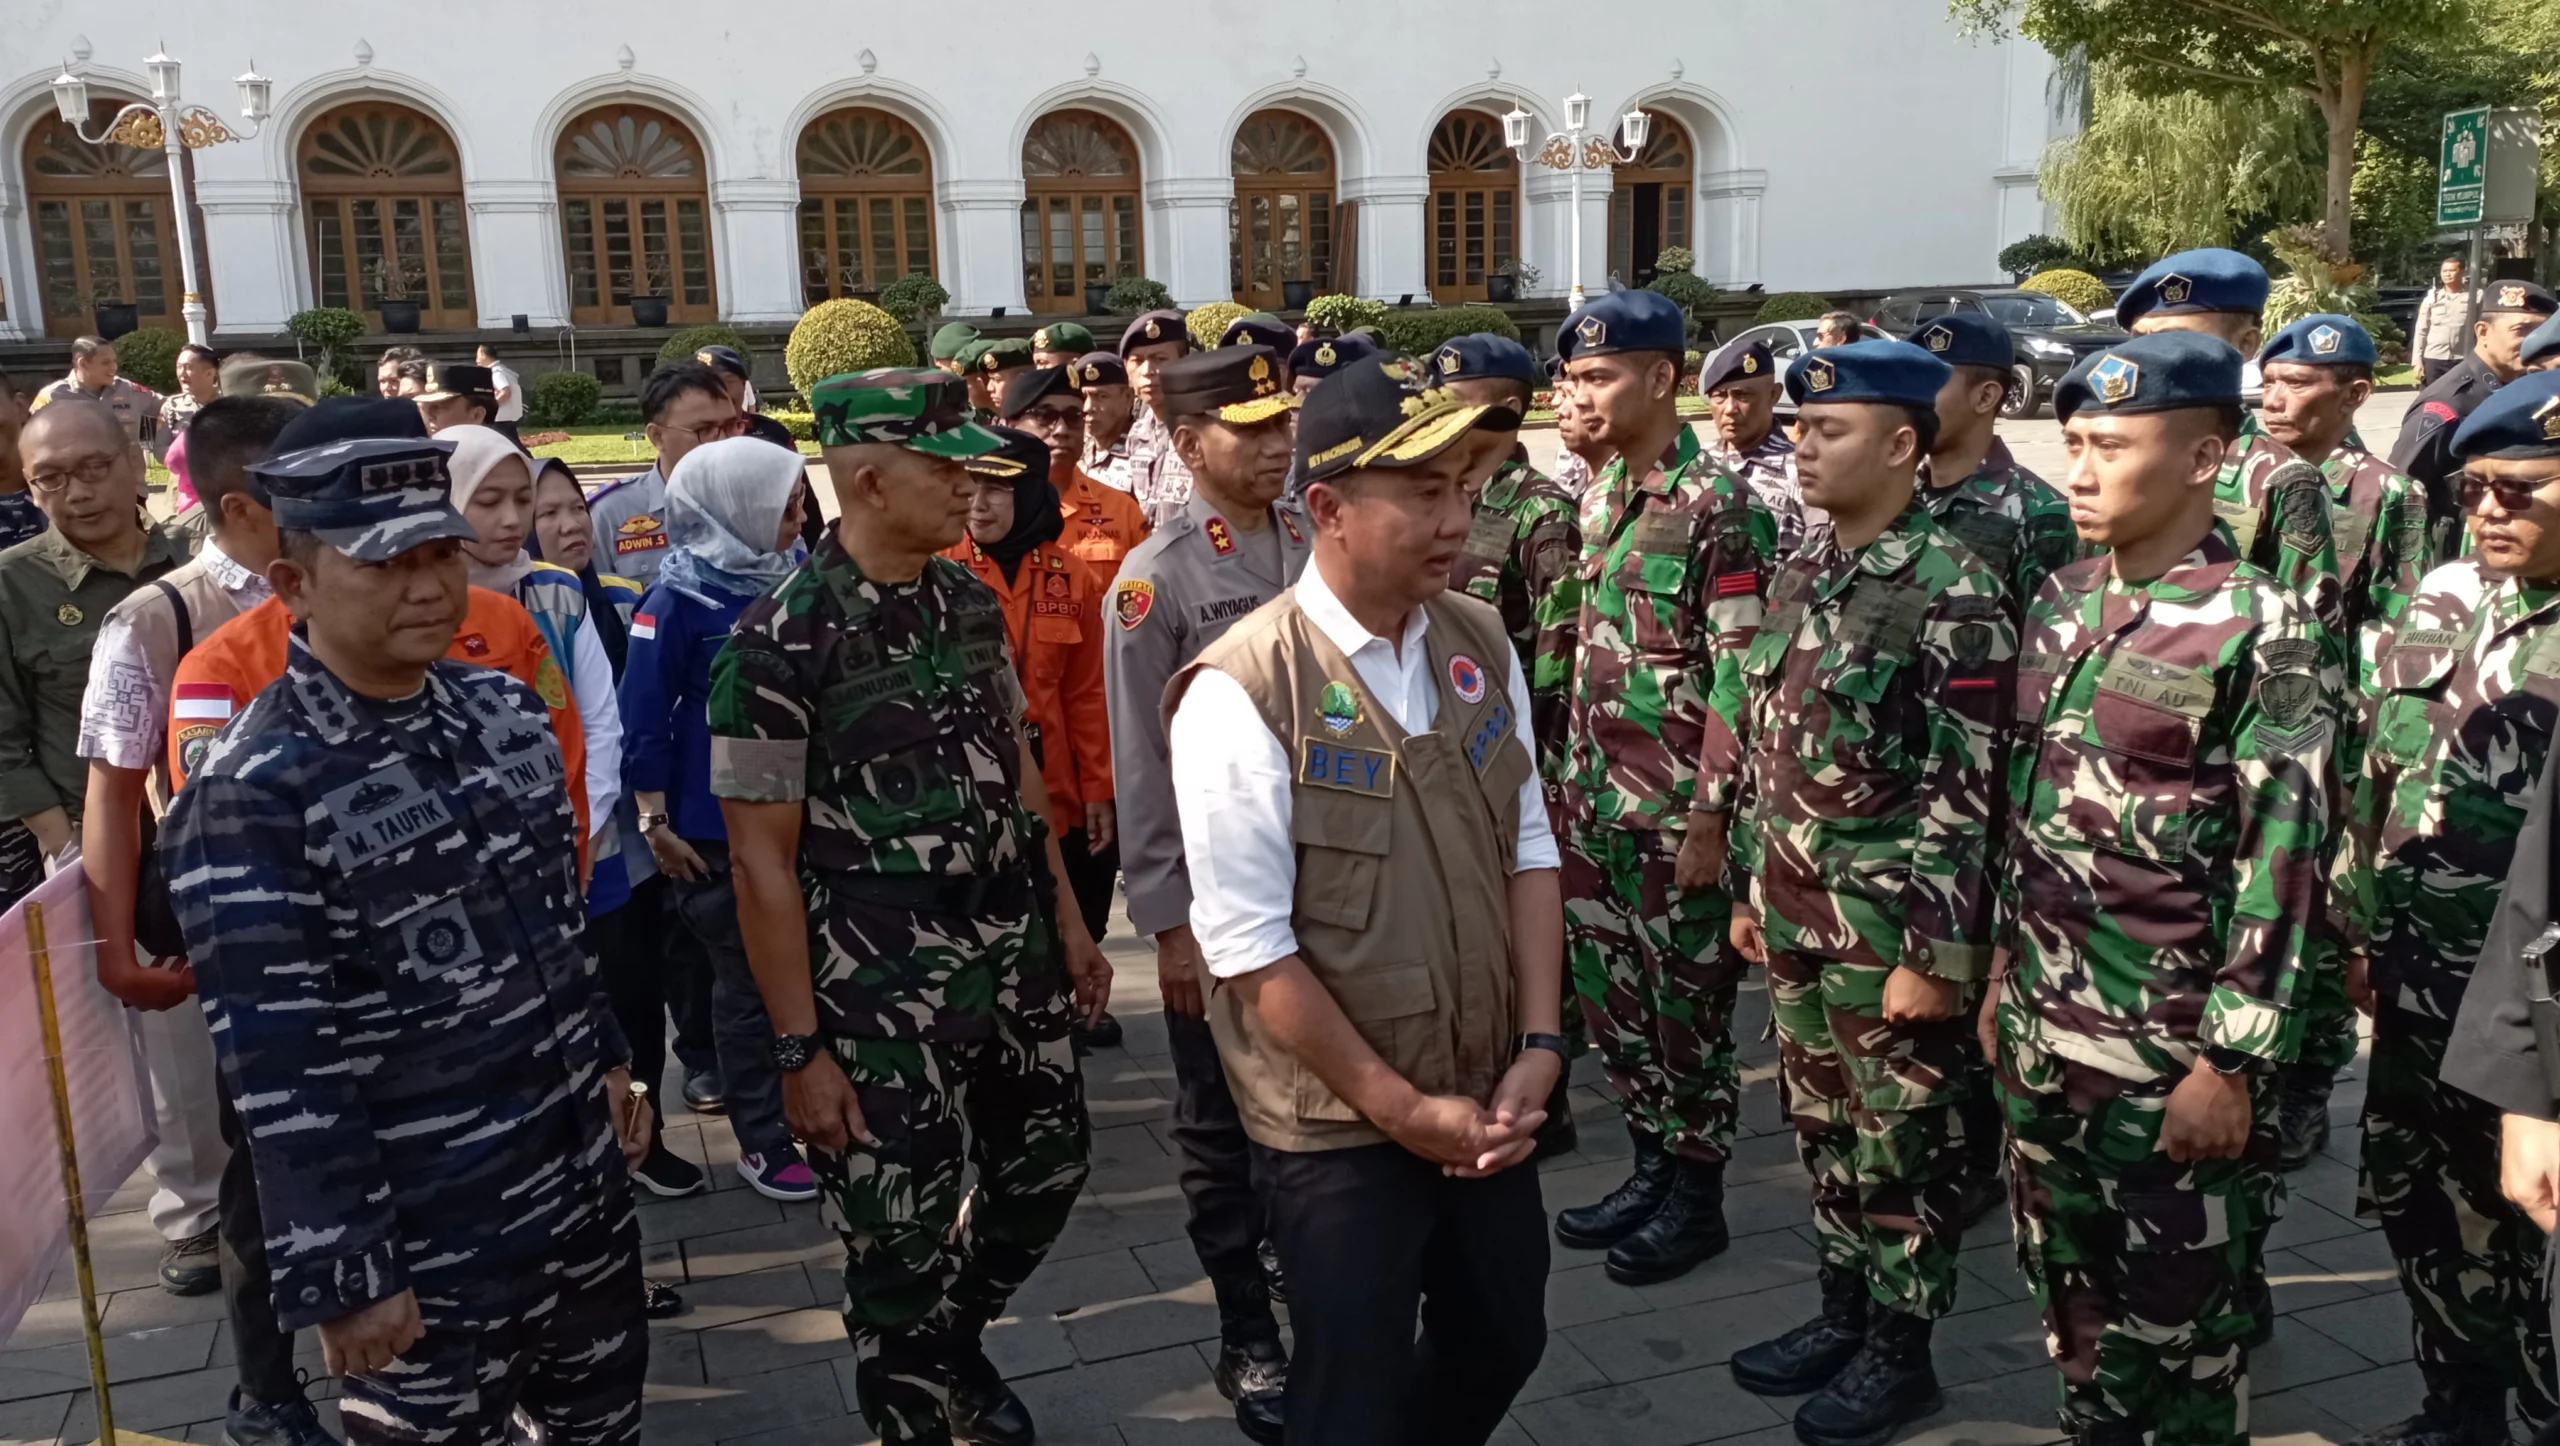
[1166,1008,1270,1330]
[593,880,668,1122]
[1252,1141,1549,1446]
[671,838,793,1159]
[2423,356,2461,386]
[661,877,719,1077]
[215,1083,300,1406]
[1058,827,1118,944]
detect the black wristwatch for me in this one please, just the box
[1515,1032,1569,1061]
[2203,1044,2254,1076]
[770,1033,821,1072]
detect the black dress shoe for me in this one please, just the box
[222,1384,338,1446]
[1075,1011,1124,1050]
[1214,1338,1287,1446]
[682,1068,727,1115]
[2343,1384,2512,1446]
[1555,1125,1673,1249]
[948,1347,1036,1446]
[2276,1062,2335,1172]
[1791,1308,1942,1446]
[1604,1158,1727,1285]
[1732,1264,1868,1397]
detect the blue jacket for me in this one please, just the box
[619,581,755,842]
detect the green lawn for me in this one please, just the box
[525,425,818,467]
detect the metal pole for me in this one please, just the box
[1567,128,1586,312]
[30,901,119,1446]
[158,99,209,347]
[2463,226,2485,353]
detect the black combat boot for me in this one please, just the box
[1731,1263,1870,1396]
[2346,1378,2512,1446]
[2276,1061,2336,1171]
[1555,1124,1674,1249]
[853,1347,957,1446]
[1603,1157,1727,1285]
[945,1343,1035,1446]
[2243,1263,2277,1348]
[2060,1416,2148,1446]
[1209,1274,1287,1445]
[1529,1073,1580,1164]
[1791,1306,1942,1446]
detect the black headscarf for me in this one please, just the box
[968,425,1063,582]
[525,455,632,676]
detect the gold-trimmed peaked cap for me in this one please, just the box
[1293,356,1523,485]
[1156,345,1298,426]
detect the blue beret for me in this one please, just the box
[2451,371,2560,461]
[1427,333,1543,390]
[252,436,478,562]
[2260,313,2376,369]
[2523,314,2560,370]
[1698,338,1778,393]
[2116,248,2270,327]
[1783,339,1951,409]
[1562,290,1686,358]
[1288,333,1378,381]
[1907,312,2014,372]
[2053,332,2244,423]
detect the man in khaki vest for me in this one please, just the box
[1166,357,1565,1446]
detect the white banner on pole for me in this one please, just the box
[0,867,159,1344]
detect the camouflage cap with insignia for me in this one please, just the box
[806,368,1011,457]
[1293,356,1522,484]
[217,354,317,406]
[253,436,477,561]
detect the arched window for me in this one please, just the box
[299,101,473,329]
[555,104,717,325]
[26,99,197,337]
[1609,110,1692,287]
[1230,111,1335,310]
[1021,109,1142,315]
[797,107,935,307]
[1427,111,1517,304]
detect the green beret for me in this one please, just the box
[929,323,983,362]
[1030,321,1095,354]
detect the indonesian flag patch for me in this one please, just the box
[631,612,658,640]
[172,681,234,723]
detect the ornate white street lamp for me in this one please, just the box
[1503,92,1650,311]
[52,47,272,345]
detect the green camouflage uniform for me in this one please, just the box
[1917,438,2078,615]
[1996,530,2335,1446]
[707,374,1089,1446]
[1735,498,2013,1320]
[1561,426,1773,1161]
[1450,453,1581,787]
[2334,559,2560,1418]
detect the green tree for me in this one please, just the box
[1955,0,2467,255]
[2037,63,2325,261]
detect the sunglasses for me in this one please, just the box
[2462,475,2552,514]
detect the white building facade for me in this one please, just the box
[0,1,2069,341]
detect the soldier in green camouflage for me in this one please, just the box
[1550,290,1775,1287]
[2330,370,2560,1446]
[709,368,1113,1446]
[1996,333,2334,1446]
[1723,341,2013,1446]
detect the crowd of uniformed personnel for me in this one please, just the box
[11,235,2560,1446]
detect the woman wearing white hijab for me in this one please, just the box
[619,436,815,1202]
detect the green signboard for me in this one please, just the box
[2439,105,2489,228]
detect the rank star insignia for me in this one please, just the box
[2159,274,2194,306]
[1920,325,1951,352]
[1205,516,1236,555]
[2311,324,2342,355]
[1801,358,1836,393]
[2090,354,2139,405]
[1280,510,1304,544]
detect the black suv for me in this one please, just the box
[1869,289,2125,418]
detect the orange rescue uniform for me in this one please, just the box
[166,588,591,857]
[939,537,1111,836]
[1056,467,1150,582]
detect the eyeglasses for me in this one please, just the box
[2462,475,2552,515]
[664,413,749,445]
[1019,405,1085,428]
[27,454,123,496]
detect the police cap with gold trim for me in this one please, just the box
[1157,345,1298,425]
[1288,334,1378,383]
[2052,331,2244,424]
[1294,356,1523,485]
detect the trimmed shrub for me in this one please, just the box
[657,324,748,366]
[1304,294,1387,334]
[1752,291,1832,324]
[2020,269,2112,317]
[1998,235,2078,279]
[763,409,816,442]
[112,328,185,392]
[1103,277,1173,315]
[1643,250,1720,342]
[1376,305,1521,357]
[286,306,368,388]
[591,400,644,427]
[876,274,950,323]
[525,369,604,426]
[785,298,917,394]
[1186,302,1252,349]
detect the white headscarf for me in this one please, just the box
[662,436,806,605]
[441,423,537,594]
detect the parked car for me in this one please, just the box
[1716,318,1892,414]
[1868,288,2125,418]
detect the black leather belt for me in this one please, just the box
[831,868,1034,915]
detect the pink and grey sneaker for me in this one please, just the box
[738,1149,819,1202]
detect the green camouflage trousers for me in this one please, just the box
[814,1007,1091,1443]
[2001,1029,2275,1446]
[2288,937,2360,1074]
[1562,826,1741,1161]
[1767,949,1972,1319]
[2360,1006,2558,1416]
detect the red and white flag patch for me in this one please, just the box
[631,612,659,640]
[172,682,234,722]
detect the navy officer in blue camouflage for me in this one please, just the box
[163,435,653,1446]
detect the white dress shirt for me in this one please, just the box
[1168,558,1560,980]
[76,539,271,771]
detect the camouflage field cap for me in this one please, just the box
[217,354,318,406]
[254,436,477,561]
[806,368,1013,459]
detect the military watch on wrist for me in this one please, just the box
[770,1033,821,1072]
[638,811,670,832]
[1515,1032,1569,1061]
[2203,1044,2254,1076]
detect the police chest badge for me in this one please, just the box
[1114,579,1154,630]
[1317,680,1362,737]
[54,603,81,627]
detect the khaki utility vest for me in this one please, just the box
[1169,586,1533,1152]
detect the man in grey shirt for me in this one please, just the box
[585,362,742,586]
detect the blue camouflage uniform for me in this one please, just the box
[163,436,644,1446]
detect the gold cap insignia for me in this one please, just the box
[2539,396,2560,441]
[1437,344,1463,377]
[2158,274,2193,306]
[1802,358,1836,393]
[983,352,1001,371]
[1741,353,1757,374]
[1144,318,1162,340]
[1315,342,1336,366]
[1576,316,1606,347]
[2501,283,2529,308]
[55,603,82,627]
[1920,325,1951,353]
[1033,328,1051,349]
[2092,354,2139,405]
[2310,325,2341,355]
